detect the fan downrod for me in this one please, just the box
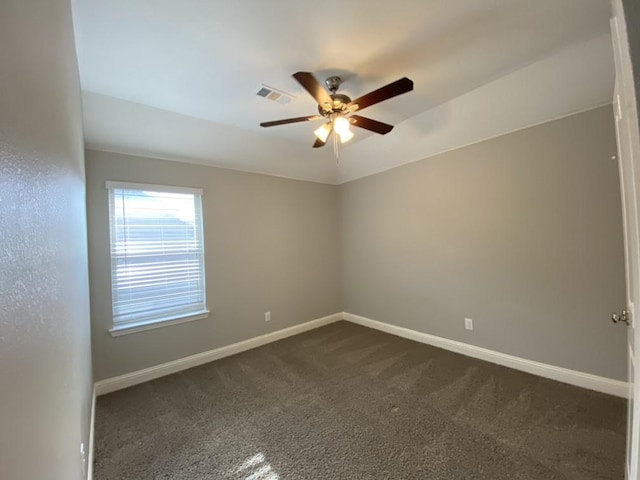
[325,76,342,93]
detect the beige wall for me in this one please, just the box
[86,150,341,380]
[0,1,93,479]
[340,106,627,380]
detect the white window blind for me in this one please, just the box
[107,182,206,327]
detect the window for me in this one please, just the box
[107,181,207,334]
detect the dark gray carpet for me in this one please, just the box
[95,321,626,479]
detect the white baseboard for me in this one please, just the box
[94,313,342,396]
[87,386,96,480]
[343,312,629,398]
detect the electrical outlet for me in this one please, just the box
[465,318,473,330]
[265,312,271,322]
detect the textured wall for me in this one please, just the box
[340,106,627,380]
[0,1,93,479]
[86,150,341,380]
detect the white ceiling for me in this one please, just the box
[73,0,614,184]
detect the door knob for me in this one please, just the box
[612,309,631,326]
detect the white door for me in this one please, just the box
[610,7,640,479]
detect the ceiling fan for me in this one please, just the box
[260,72,414,149]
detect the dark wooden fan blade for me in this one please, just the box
[260,115,323,127]
[312,130,332,148]
[349,115,394,135]
[348,77,413,112]
[293,72,333,108]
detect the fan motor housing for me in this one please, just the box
[318,93,352,117]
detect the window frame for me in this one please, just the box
[105,181,209,336]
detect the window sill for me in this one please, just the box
[109,311,210,337]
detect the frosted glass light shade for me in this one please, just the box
[333,115,351,135]
[314,123,332,142]
[338,129,354,143]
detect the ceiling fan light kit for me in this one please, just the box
[260,71,414,158]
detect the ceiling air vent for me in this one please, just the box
[256,84,293,104]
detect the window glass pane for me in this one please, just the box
[108,185,206,326]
